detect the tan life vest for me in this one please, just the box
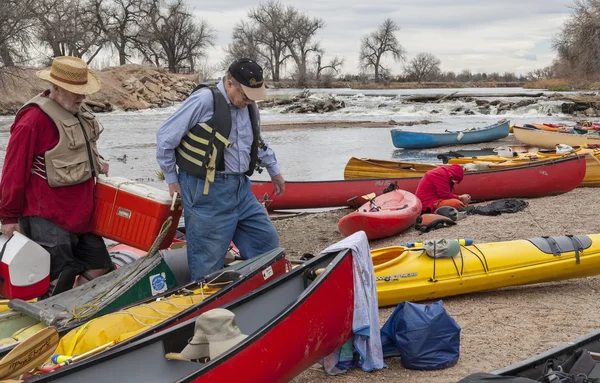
[19,95,103,188]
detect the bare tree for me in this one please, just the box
[222,21,265,72]
[135,0,216,73]
[247,1,294,82]
[35,0,106,64]
[359,18,405,82]
[553,0,600,77]
[93,0,146,65]
[0,0,37,67]
[315,53,344,81]
[279,9,324,86]
[403,52,441,83]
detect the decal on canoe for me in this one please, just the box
[376,272,418,282]
[150,272,167,295]
[262,266,274,280]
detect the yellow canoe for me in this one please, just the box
[373,234,600,307]
[344,150,600,187]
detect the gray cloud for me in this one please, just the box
[189,0,573,75]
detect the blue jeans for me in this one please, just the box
[178,171,279,281]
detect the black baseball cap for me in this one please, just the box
[228,58,266,100]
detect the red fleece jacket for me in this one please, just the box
[0,100,96,233]
[415,165,464,212]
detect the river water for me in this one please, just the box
[0,87,584,187]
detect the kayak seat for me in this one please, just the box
[527,235,592,264]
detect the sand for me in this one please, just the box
[275,187,600,383]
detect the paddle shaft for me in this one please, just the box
[39,340,118,374]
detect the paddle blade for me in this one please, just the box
[361,192,376,201]
[0,327,58,379]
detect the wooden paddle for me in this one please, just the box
[39,340,118,374]
[0,327,58,380]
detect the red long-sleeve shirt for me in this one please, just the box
[0,99,95,233]
[415,165,464,213]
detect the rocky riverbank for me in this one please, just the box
[0,64,198,115]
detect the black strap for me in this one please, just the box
[566,234,584,265]
[542,236,561,257]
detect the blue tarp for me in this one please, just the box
[380,300,461,370]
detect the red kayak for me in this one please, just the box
[253,155,586,210]
[338,190,422,240]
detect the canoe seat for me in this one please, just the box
[527,235,592,264]
[165,352,206,364]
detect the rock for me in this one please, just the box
[84,100,106,109]
[584,107,597,117]
[475,100,489,106]
[140,75,159,85]
[144,81,160,94]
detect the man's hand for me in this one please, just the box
[458,194,471,205]
[168,182,181,197]
[1,223,20,238]
[271,174,285,196]
[99,161,109,176]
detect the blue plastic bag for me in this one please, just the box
[380,300,460,370]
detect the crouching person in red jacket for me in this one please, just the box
[415,164,471,213]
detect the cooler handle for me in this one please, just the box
[170,192,178,211]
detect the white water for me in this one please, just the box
[0,87,587,184]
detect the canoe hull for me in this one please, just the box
[253,155,586,210]
[374,233,600,307]
[338,190,421,240]
[513,125,600,148]
[391,120,510,149]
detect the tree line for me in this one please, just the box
[3,0,584,86]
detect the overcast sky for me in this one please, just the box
[188,0,574,77]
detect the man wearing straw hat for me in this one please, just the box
[156,58,284,281]
[0,56,113,297]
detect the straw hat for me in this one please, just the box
[36,56,101,95]
[180,308,248,361]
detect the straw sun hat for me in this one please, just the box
[36,56,101,95]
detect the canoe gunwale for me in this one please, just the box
[492,327,600,376]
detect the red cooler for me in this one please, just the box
[93,176,183,251]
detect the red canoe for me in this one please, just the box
[253,155,586,210]
[338,189,422,240]
[30,249,354,383]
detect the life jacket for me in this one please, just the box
[175,84,263,195]
[18,94,103,188]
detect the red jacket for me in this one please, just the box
[415,165,464,212]
[0,100,96,233]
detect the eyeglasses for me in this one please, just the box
[230,80,250,102]
[237,85,250,102]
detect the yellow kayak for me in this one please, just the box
[373,234,600,307]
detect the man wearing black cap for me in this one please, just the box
[156,58,285,281]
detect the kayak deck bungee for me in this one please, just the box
[373,234,600,307]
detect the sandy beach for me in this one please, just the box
[276,186,600,383]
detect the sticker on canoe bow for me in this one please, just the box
[262,266,274,280]
[376,272,418,282]
[150,272,167,295]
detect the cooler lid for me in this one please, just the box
[97,176,173,204]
